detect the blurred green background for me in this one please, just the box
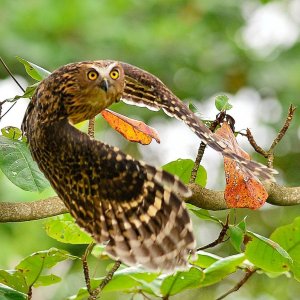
[0,0,300,299]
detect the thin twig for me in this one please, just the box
[246,105,296,168]
[246,129,268,158]
[0,57,25,92]
[270,105,296,151]
[88,117,95,138]
[197,215,229,251]
[216,269,256,300]
[82,243,96,294]
[89,260,121,300]
[0,57,25,121]
[189,117,222,184]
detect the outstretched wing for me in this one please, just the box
[120,62,276,180]
[35,122,195,271]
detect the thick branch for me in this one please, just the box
[1,183,300,222]
[0,196,67,222]
[186,182,300,210]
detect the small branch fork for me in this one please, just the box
[190,112,226,184]
[197,215,229,251]
[246,105,296,168]
[189,106,296,300]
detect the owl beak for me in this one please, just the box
[99,78,109,92]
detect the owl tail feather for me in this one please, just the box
[97,168,195,271]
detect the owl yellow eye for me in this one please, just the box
[87,70,99,81]
[109,69,119,80]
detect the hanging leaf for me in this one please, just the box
[44,214,93,244]
[162,159,207,186]
[215,122,268,209]
[0,136,50,192]
[101,109,160,145]
[16,56,50,81]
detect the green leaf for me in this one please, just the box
[80,266,160,297]
[200,253,246,287]
[244,231,292,273]
[187,205,221,224]
[160,267,204,296]
[16,248,76,287]
[16,56,50,81]
[0,284,27,300]
[229,218,247,252]
[44,214,93,244]
[0,270,28,293]
[4,83,39,103]
[270,216,300,281]
[0,136,50,192]
[91,244,106,258]
[1,127,22,140]
[192,251,221,268]
[33,274,61,288]
[215,95,232,111]
[162,159,207,186]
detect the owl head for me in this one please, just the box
[36,60,125,124]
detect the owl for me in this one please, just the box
[21,60,274,271]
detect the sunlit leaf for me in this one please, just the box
[44,214,93,244]
[162,159,206,186]
[0,248,75,295]
[16,248,76,287]
[192,251,221,268]
[84,266,160,296]
[1,127,22,140]
[0,283,27,300]
[244,231,292,273]
[160,267,204,296]
[216,122,268,209]
[0,270,28,293]
[33,274,61,288]
[16,56,50,81]
[200,254,246,287]
[270,217,300,281]
[0,136,50,192]
[215,95,232,111]
[101,109,160,145]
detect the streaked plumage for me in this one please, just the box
[21,60,274,271]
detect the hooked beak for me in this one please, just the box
[99,78,109,92]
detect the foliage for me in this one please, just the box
[0,58,299,299]
[1,1,300,299]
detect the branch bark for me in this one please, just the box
[1,183,300,223]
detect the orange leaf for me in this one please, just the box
[216,122,268,209]
[101,109,160,145]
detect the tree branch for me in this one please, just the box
[0,196,67,222]
[1,183,300,223]
[186,182,300,210]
